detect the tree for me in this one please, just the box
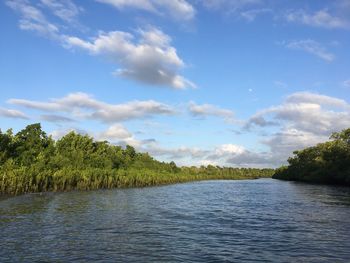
[273,127,350,185]
[13,123,50,166]
[0,129,13,165]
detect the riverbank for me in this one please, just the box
[1,167,272,196]
[272,128,350,186]
[0,123,273,195]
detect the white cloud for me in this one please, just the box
[6,0,61,39]
[262,128,328,163]
[99,123,132,140]
[66,28,195,89]
[284,39,335,62]
[8,92,100,111]
[247,92,350,135]
[8,92,176,123]
[246,92,350,165]
[286,9,349,29]
[188,102,235,122]
[90,100,176,123]
[205,143,273,168]
[0,107,29,119]
[98,124,141,147]
[286,92,349,109]
[7,2,193,89]
[40,0,83,23]
[141,139,209,160]
[96,0,195,21]
[214,144,245,156]
[11,91,348,168]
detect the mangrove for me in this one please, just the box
[273,127,350,185]
[0,123,274,195]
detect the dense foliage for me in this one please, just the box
[273,128,350,185]
[0,124,273,195]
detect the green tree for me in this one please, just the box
[13,123,50,166]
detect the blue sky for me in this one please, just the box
[1,0,350,167]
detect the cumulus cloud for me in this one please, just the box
[245,92,350,165]
[247,92,350,135]
[146,145,209,160]
[188,102,235,122]
[283,39,335,62]
[96,0,195,21]
[0,107,29,119]
[99,123,132,140]
[205,144,274,168]
[261,128,328,163]
[286,9,349,29]
[97,123,143,147]
[66,28,195,89]
[209,144,245,158]
[8,92,175,123]
[7,1,193,89]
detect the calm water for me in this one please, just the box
[1,178,350,262]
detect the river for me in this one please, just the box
[1,178,350,262]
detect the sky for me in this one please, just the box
[1,0,350,168]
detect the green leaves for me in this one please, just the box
[0,123,274,195]
[273,127,350,185]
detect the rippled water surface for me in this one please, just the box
[1,178,350,262]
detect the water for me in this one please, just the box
[1,178,350,262]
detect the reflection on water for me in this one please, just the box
[1,179,350,262]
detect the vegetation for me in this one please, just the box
[0,124,273,195]
[273,128,350,185]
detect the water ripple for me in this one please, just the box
[1,179,350,262]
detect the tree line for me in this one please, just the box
[273,128,350,185]
[0,123,273,195]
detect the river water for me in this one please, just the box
[1,178,350,262]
